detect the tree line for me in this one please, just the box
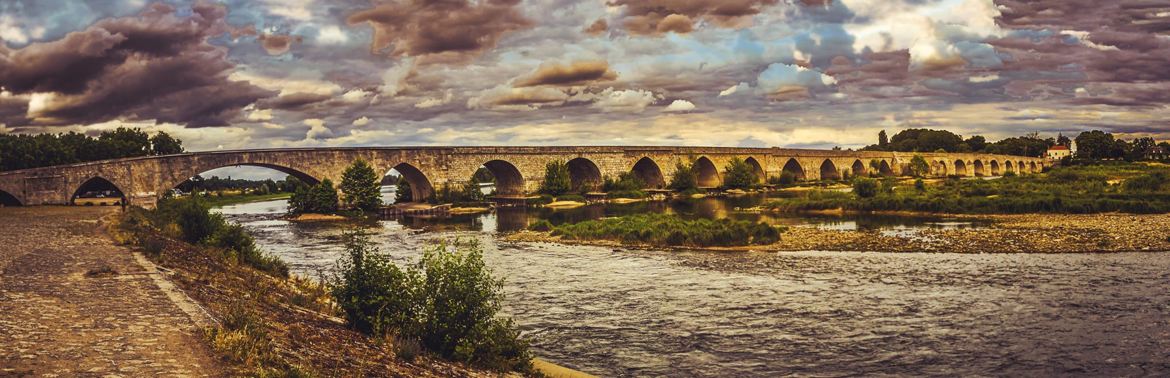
[0,127,184,171]
[863,128,1169,161]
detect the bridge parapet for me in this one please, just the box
[0,146,1048,207]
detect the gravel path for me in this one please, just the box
[0,206,221,377]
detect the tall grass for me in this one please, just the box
[548,213,782,247]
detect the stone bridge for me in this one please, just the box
[0,146,1047,208]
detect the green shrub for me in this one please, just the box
[603,172,646,192]
[394,176,413,203]
[668,161,698,192]
[166,197,222,244]
[853,178,879,198]
[539,160,572,195]
[528,219,553,232]
[770,171,797,186]
[550,213,783,247]
[210,223,289,278]
[289,179,339,214]
[340,159,383,212]
[330,233,532,372]
[723,157,758,189]
[556,194,585,202]
[607,190,647,199]
[914,179,926,192]
[1122,172,1167,193]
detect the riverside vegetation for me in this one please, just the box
[112,194,537,376]
[530,213,783,248]
[768,162,1170,214]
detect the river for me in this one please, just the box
[216,190,1170,376]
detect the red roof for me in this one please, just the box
[1048,145,1069,151]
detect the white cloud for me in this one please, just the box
[262,0,314,21]
[352,116,371,127]
[304,118,332,139]
[590,88,659,113]
[246,107,273,121]
[467,85,570,111]
[968,74,1000,83]
[663,99,696,112]
[719,82,752,97]
[1061,30,1120,51]
[380,58,416,97]
[316,25,348,44]
[341,89,373,103]
[756,63,836,96]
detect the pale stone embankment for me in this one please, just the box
[0,206,221,376]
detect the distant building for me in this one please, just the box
[1047,145,1071,161]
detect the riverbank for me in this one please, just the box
[510,212,1170,253]
[189,192,292,207]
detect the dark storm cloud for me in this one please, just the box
[258,33,303,55]
[608,0,780,36]
[258,92,333,110]
[992,0,1170,109]
[347,0,533,64]
[0,2,275,127]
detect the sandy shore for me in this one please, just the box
[508,213,1170,253]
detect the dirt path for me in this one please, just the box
[0,206,221,377]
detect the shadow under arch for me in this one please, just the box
[850,159,866,177]
[566,157,602,192]
[73,176,125,205]
[781,158,805,180]
[1029,161,1038,173]
[743,157,766,184]
[1018,161,1026,174]
[1005,160,1015,174]
[694,156,721,188]
[953,159,968,176]
[819,159,840,180]
[990,160,1000,176]
[386,162,434,202]
[483,160,525,196]
[170,163,321,196]
[932,161,948,177]
[631,157,665,189]
[878,160,894,176]
[0,189,21,206]
[974,160,986,177]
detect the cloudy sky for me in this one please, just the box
[1,0,1168,152]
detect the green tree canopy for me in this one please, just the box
[539,160,572,195]
[669,161,698,192]
[149,131,184,155]
[908,155,930,177]
[340,159,382,212]
[723,157,758,189]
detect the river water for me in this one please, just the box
[217,191,1170,377]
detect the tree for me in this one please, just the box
[1075,130,1116,160]
[339,159,382,212]
[461,175,486,202]
[98,127,151,158]
[852,177,879,198]
[539,160,571,196]
[1131,137,1157,160]
[965,135,987,152]
[289,179,339,214]
[395,176,413,203]
[723,157,758,189]
[878,130,889,148]
[149,131,184,155]
[668,161,698,192]
[885,128,966,152]
[1056,133,1071,147]
[909,155,930,177]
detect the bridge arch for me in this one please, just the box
[170,162,321,197]
[386,162,434,202]
[694,156,721,188]
[850,159,866,178]
[1029,161,1038,173]
[932,160,948,177]
[819,159,840,181]
[1005,160,1014,174]
[743,157,765,184]
[990,160,1000,176]
[953,160,968,176]
[0,189,21,206]
[974,160,986,177]
[483,159,525,196]
[781,158,805,181]
[631,157,665,189]
[877,160,894,176]
[1018,161,1026,174]
[73,176,125,205]
[566,157,603,192]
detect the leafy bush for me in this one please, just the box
[394,176,413,204]
[209,223,289,278]
[289,179,339,214]
[528,219,553,232]
[146,197,288,277]
[852,177,879,198]
[723,157,759,189]
[603,172,646,192]
[770,171,797,186]
[163,196,222,243]
[556,194,585,202]
[340,159,383,212]
[330,233,532,372]
[908,155,930,177]
[669,161,698,192]
[1122,172,1167,193]
[539,160,572,196]
[549,213,782,247]
[914,179,926,192]
[607,190,647,199]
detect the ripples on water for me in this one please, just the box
[219,198,1170,377]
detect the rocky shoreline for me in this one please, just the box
[507,213,1170,254]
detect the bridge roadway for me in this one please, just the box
[0,146,1047,208]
